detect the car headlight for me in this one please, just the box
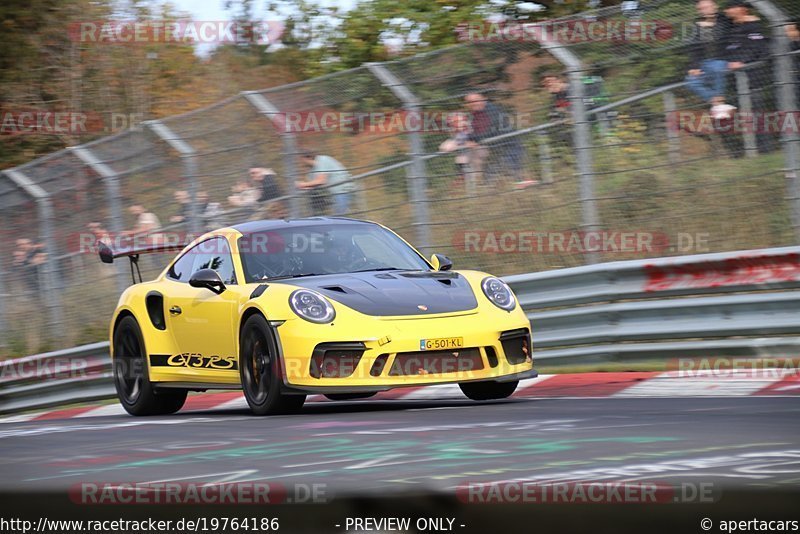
[289,289,336,323]
[481,277,516,311]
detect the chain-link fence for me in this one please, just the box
[1,0,798,355]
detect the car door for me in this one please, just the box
[163,237,241,381]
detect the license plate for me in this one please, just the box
[419,337,464,351]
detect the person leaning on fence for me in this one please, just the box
[541,73,575,156]
[439,112,486,188]
[12,238,46,294]
[723,0,777,154]
[685,0,735,119]
[463,93,537,189]
[228,172,261,209]
[169,190,192,224]
[787,21,800,104]
[252,167,288,219]
[296,151,354,216]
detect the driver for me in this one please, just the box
[324,234,361,273]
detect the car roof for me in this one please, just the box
[231,217,376,236]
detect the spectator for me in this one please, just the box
[250,167,288,219]
[228,177,261,209]
[463,93,537,189]
[787,21,800,51]
[87,221,111,246]
[685,0,735,118]
[128,205,161,234]
[439,112,486,187]
[787,21,800,104]
[12,238,46,293]
[542,74,571,122]
[724,0,769,69]
[169,190,191,224]
[723,0,775,153]
[297,151,354,215]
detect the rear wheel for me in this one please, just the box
[113,315,187,416]
[239,314,306,415]
[324,392,377,401]
[459,380,518,401]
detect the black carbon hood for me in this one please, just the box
[275,270,478,316]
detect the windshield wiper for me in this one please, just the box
[267,273,326,281]
[349,267,410,273]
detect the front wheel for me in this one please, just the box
[459,380,518,401]
[113,315,187,416]
[239,314,306,415]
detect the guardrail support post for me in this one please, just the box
[537,38,601,264]
[70,146,128,294]
[3,169,65,341]
[144,121,201,235]
[242,91,302,219]
[366,63,431,253]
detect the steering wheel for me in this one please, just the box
[344,256,384,272]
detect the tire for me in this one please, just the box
[113,315,187,416]
[239,314,306,415]
[459,380,519,401]
[323,392,377,401]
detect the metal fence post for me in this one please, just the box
[70,146,128,294]
[734,70,758,158]
[751,0,800,241]
[537,131,555,185]
[0,255,7,348]
[662,91,681,164]
[537,39,601,264]
[241,91,301,218]
[144,121,200,235]
[3,169,65,340]
[366,63,431,252]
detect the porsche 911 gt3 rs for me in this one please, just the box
[99,217,536,416]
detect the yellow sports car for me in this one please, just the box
[99,217,536,416]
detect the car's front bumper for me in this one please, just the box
[275,310,535,391]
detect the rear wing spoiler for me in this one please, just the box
[98,241,186,284]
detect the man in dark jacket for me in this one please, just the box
[723,0,776,153]
[464,93,537,188]
[686,0,732,112]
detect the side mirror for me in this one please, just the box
[430,254,453,271]
[189,268,226,294]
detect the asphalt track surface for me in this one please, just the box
[2,396,799,493]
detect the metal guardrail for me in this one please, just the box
[2,246,800,414]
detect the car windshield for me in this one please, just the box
[237,223,431,282]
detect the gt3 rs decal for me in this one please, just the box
[150,353,238,370]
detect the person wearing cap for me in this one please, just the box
[685,0,734,118]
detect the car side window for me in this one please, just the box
[191,238,237,285]
[167,237,237,284]
[168,246,196,282]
